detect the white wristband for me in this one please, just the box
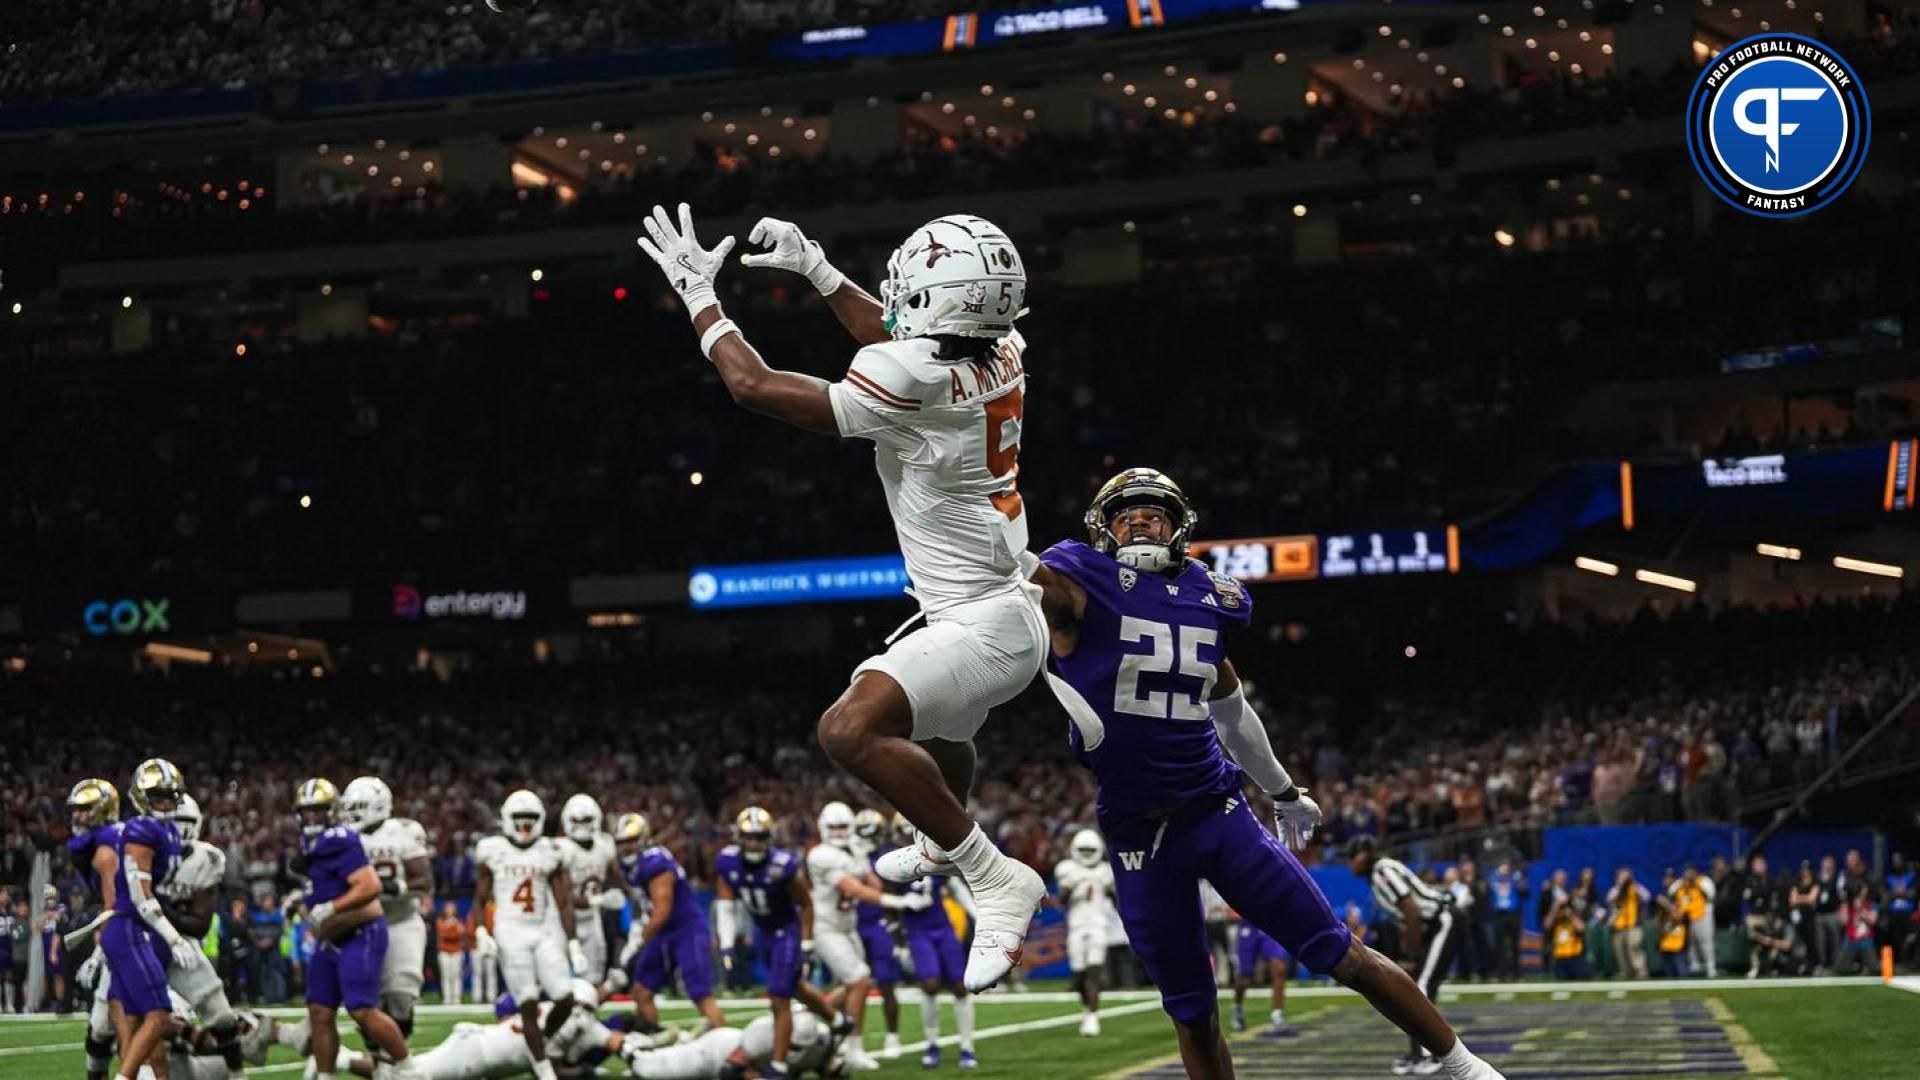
[807,261,847,297]
[699,318,740,361]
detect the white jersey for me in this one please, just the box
[1054,860,1116,933]
[558,833,618,908]
[806,843,866,935]
[475,835,565,933]
[743,1011,832,1072]
[411,1021,532,1080]
[826,333,1030,615]
[625,1027,744,1080]
[361,817,432,923]
[161,843,227,901]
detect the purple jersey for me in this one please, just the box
[111,816,182,916]
[714,846,800,930]
[69,822,124,901]
[1039,540,1252,821]
[301,825,371,906]
[856,854,887,932]
[901,875,954,936]
[620,846,702,933]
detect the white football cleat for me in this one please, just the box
[962,859,1046,992]
[874,832,953,883]
[1079,1012,1100,1037]
[845,1044,883,1071]
[882,1033,903,1058]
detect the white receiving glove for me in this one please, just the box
[568,938,590,974]
[307,900,336,934]
[618,930,644,967]
[738,217,846,296]
[77,946,105,991]
[166,931,204,971]
[1273,789,1324,852]
[474,925,497,957]
[636,202,735,316]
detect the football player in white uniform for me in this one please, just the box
[163,993,286,1080]
[1053,830,1118,1037]
[638,205,1047,992]
[806,803,927,1071]
[159,794,251,1076]
[556,795,623,984]
[340,777,434,1036]
[335,981,628,1080]
[623,1005,842,1080]
[472,790,579,1080]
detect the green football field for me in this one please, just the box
[3,979,1915,1078]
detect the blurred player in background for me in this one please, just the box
[808,802,929,1070]
[473,789,579,1080]
[1054,829,1116,1037]
[638,205,1047,991]
[890,814,978,1070]
[850,809,908,1059]
[1028,469,1502,1080]
[158,793,252,1075]
[714,806,849,1076]
[341,776,434,1036]
[622,1003,844,1080]
[556,795,622,985]
[292,778,420,1080]
[1229,790,1297,1039]
[336,979,622,1080]
[66,778,124,1080]
[614,811,727,1034]
[100,759,194,1080]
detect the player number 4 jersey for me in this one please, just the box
[826,333,1029,615]
[806,844,865,935]
[475,835,564,931]
[362,817,431,923]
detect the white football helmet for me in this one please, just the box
[851,809,886,855]
[339,776,393,834]
[818,802,855,849]
[501,789,546,845]
[880,214,1026,341]
[172,793,203,847]
[562,794,603,846]
[570,978,600,1012]
[1071,828,1105,867]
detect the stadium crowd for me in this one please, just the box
[6,192,1914,599]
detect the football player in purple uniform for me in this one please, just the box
[712,807,850,1077]
[99,759,191,1080]
[890,814,979,1070]
[1026,469,1504,1080]
[292,778,421,1080]
[613,812,727,1034]
[67,778,125,1080]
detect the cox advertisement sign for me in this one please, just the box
[83,596,173,636]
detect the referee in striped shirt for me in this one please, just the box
[1349,836,1459,1076]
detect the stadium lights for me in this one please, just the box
[1756,543,1802,560]
[9,302,20,315]
[588,612,642,628]
[1634,569,1697,593]
[299,494,312,509]
[1833,555,1904,579]
[530,268,544,282]
[120,295,133,309]
[1494,229,1516,247]
[690,471,705,486]
[1574,556,1619,576]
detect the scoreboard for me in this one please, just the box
[1191,526,1458,584]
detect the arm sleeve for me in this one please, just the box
[715,899,739,950]
[1209,687,1293,794]
[828,345,926,442]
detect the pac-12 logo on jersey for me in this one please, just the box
[1118,567,1137,592]
[1685,33,1869,218]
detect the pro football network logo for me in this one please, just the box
[1686,33,1870,219]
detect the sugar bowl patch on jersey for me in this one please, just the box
[1204,569,1246,611]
